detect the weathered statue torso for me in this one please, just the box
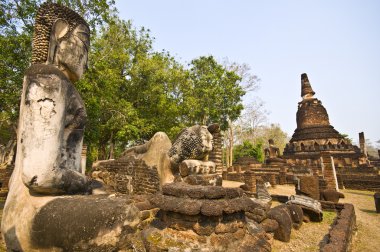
[19,64,88,194]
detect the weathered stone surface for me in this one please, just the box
[296,176,320,200]
[23,195,143,251]
[162,182,189,197]
[287,195,323,222]
[260,218,279,233]
[168,125,213,166]
[225,187,244,198]
[286,204,304,230]
[320,204,356,252]
[246,219,265,235]
[214,222,239,234]
[178,199,203,215]
[186,186,205,199]
[224,198,244,214]
[203,185,226,199]
[179,159,216,176]
[183,174,222,186]
[267,205,293,242]
[246,211,266,224]
[201,200,226,216]
[320,189,345,203]
[161,183,242,200]
[193,220,217,236]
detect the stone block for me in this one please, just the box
[267,205,292,242]
[320,189,345,203]
[260,218,279,233]
[296,176,320,200]
[201,200,226,216]
[286,204,304,230]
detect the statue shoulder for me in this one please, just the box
[25,64,70,85]
[24,64,71,96]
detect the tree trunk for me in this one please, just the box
[109,132,114,160]
[228,120,234,167]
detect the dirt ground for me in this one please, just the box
[0,183,378,251]
[268,184,380,252]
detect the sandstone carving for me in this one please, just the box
[93,124,217,192]
[286,194,323,222]
[1,4,147,251]
[168,125,213,167]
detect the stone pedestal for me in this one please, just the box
[270,174,276,186]
[279,171,286,185]
[244,171,256,193]
[147,182,272,251]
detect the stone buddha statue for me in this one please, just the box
[264,139,285,165]
[18,3,90,194]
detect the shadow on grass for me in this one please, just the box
[318,211,338,250]
[359,208,378,214]
[345,191,374,197]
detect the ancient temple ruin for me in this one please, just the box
[283,73,364,169]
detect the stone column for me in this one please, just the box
[244,171,256,193]
[209,129,223,176]
[81,144,87,174]
[359,132,367,157]
[279,166,287,185]
[270,174,276,186]
[236,165,241,174]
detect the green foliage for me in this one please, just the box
[0,1,251,163]
[184,56,245,130]
[233,140,264,163]
[339,133,353,144]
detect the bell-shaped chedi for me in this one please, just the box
[301,73,315,99]
[289,73,342,143]
[283,73,363,169]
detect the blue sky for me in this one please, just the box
[115,0,380,146]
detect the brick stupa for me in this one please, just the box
[283,73,362,169]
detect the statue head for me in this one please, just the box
[168,125,213,166]
[31,2,90,82]
[268,139,275,146]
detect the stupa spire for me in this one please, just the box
[301,73,315,99]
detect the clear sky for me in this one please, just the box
[115,0,380,146]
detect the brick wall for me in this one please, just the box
[93,156,160,195]
[339,174,380,191]
[225,172,244,182]
[320,203,356,252]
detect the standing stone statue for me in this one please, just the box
[1,4,146,251]
[17,2,90,194]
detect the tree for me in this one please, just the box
[0,0,116,144]
[184,56,245,129]
[233,140,264,163]
[365,139,379,158]
[234,98,268,145]
[223,58,260,93]
[258,124,289,155]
